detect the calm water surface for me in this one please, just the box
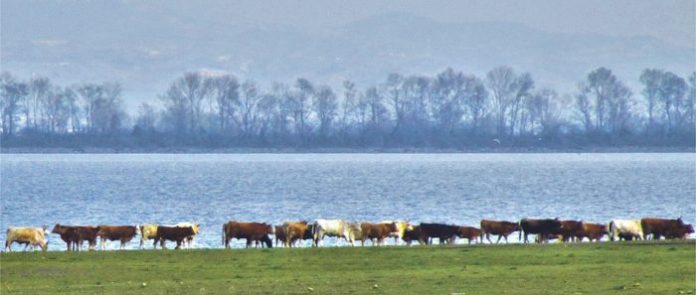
[1,153,694,250]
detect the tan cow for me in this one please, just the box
[5,227,48,252]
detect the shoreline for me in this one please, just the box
[2,146,694,154]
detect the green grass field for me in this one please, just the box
[1,241,694,294]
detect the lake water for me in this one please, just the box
[1,153,694,251]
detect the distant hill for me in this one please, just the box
[2,1,694,109]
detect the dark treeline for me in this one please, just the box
[1,66,695,150]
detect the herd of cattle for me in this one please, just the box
[4,217,694,252]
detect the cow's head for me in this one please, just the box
[40,240,48,252]
[51,224,62,234]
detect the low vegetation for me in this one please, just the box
[1,240,694,294]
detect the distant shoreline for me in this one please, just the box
[2,146,694,154]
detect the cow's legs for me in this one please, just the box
[495,235,502,244]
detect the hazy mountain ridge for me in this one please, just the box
[2,1,693,109]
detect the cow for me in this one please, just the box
[358,222,397,246]
[139,224,159,248]
[97,225,138,250]
[380,220,413,244]
[51,224,98,251]
[641,218,690,240]
[222,221,273,249]
[665,223,694,240]
[156,226,195,249]
[312,219,352,246]
[519,218,562,243]
[401,226,426,246]
[557,220,584,243]
[52,224,79,251]
[174,222,201,248]
[344,222,363,246]
[577,223,607,242]
[456,226,481,244]
[5,227,48,252]
[608,219,643,241]
[139,223,199,249]
[418,223,459,245]
[480,220,520,244]
[275,225,289,247]
[284,221,311,247]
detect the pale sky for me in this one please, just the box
[169,0,694,47]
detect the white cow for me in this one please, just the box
[608,219,644,241]
[313,219,352,246]
[5,227,48,252]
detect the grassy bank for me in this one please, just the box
[1,241,694,294]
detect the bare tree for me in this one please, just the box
[290,78,314,139]
[639,69,663,130]
[25,76,51,130]
[384,73,406,134]
[577,68,633,134]
[0,73,28,136]
[313,85,338,138]
[486,66,517,137]
[237,80,261,137]
[211,75,239,133]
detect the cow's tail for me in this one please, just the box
[608,221,615,241]
[222,223,226,246]
[518,221,523,242]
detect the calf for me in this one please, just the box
[480,220,520,244]
[456,226,481,244]
[97,225,137,250]
[156,226,194,249]
[5,227,48,252]
[520,218,562,243]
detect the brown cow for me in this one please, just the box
[557,220,583,242]
[51,224,99,251]
[519,218,561,243]
[222,221,273,249]
[418,223,459,245]
[285,221,310,247]
[274,225,289,247]
[76,226,99,250]
[577,223,607,242]
[52,224,79,251]
[97,225,138,250]
[156,226,194,249]
[359,222,397,246]
[480,220,520,244]
[402,226,426,246]
[456,226,481,244]
[665,223,694,239]
[641,218,688,240]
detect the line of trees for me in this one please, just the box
[1,66,694,149]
